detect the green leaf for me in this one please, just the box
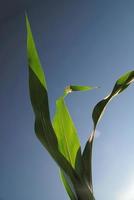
[64,85,97,96]
[60,170,77,200]
[82,70,134,192]
[92,70,134,129]
[26,14,57,150]
[52,90,81,199]
[53,84,97,171]
[52,96,81,199]
[26,15,47,89]
[53,96,81,168]
[53,86,96,199]
[26,15,95,200]
[82,135,93,192]
[26,14,80,190]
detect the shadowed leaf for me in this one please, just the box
[83,70,134,192]
[26,15,95,200]
[26,14,80,193]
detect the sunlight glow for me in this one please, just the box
[117,180,134,200]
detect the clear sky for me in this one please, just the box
[0,0,134,200]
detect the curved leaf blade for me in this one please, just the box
[92,70,134,129]
[53,85,97,171]
[26,15,95,200]
[26,15,47,89]
[52,94,82,199]
[26,14,81,188]
[82,70,134,192]
[53,96,81,170]
[60,170,77,200]
[53,86,97,199]
[82,135,93,192]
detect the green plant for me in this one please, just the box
[26,15,134,200]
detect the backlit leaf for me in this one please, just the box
[26,15,95,200]
[26,14,80,192]
[53,86,96,199]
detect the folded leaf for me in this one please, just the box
[53,96,81,170]
[52,96,81,199]
[82,135,93,192]
[83,70,134,192]
[26,14,80,190]
[92,71,134,130]
[26,15,95,200]
[53,86,96,199]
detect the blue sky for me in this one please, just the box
[0,0,134,199]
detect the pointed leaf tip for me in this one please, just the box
[64,85,98,97]
[92,70,134,129]
[82,70,134,194]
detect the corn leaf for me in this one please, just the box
[60,170,77,200]
[53,85,95,170]
[53,96,81,170]
[26,14,80,189]
[53,86,96,199]
[82,70,134,192]
[64,85,97,96]
[26,15,95,200]
[92,71,134,129]
[52,96,81,199]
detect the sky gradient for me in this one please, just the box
[1,0,134,199]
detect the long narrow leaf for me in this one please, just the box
[53,86,96,199]
[26,15,95,200]
[82,70,134,192]
[53,96,81,170]
[92,71,134,129]
[26,14,80,189]
[52,96,81,199]
[60,170,77,200]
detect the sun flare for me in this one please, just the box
[118,181,134,200]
